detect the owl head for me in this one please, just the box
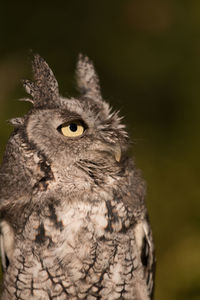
[9,55,129,190]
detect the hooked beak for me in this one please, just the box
[114,146,121,162]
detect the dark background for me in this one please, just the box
[0,1,199,299]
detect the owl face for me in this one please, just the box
[12,55,128,182]
[25,100,125,171]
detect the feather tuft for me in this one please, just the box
[8,118,24,127]
[22,54,59,108]
[76,54,102,101]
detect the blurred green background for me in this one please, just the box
[0,1,199,299]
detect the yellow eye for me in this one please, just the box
[60,122,85,137]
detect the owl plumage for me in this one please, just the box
[0,54,155,299]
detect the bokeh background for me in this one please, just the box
[0,1,199,299]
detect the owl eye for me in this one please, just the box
[58,121,85,137]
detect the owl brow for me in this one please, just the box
[60,119,87,127]
[59,113,85,124]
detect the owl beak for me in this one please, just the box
[114,146,121,162]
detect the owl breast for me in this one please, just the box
[1,195,149,300]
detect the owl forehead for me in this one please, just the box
[60,97,103,121]
[25,98,102,129]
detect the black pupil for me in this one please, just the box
[69,123,78,132]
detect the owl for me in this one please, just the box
[0,54,155,300]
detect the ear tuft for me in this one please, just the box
[76,54,102,101]
[23,54,59,108]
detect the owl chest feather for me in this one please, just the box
[1,196,151,299]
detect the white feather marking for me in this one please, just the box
[0,220,14,269]
[134,221,146,250]
[134,220,152,260]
